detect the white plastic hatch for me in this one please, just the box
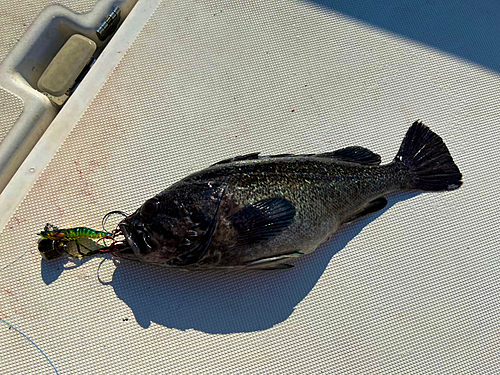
[1,1,499,374]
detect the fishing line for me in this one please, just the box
[1,319,59,375]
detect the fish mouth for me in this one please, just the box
[118,220,158,257]
[119,223,142,256]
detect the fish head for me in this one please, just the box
[116,183,225,265]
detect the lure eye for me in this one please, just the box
[141,198,160,216]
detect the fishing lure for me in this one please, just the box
[38,224,112,260]
[39,224,111,241]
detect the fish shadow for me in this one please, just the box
[105,192,420,334]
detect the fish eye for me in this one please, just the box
[141,198,160,216]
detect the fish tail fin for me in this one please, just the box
[395,121,462,191]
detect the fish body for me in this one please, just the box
[115,121,462,269]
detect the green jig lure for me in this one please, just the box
[38,224,112,260]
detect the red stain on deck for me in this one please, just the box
[73,159,102,203]
[8,217,26,229]
[291,109,295,112]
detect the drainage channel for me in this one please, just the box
[0,0,138,193]
[0,0,161,230]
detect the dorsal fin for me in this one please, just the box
[318,146,381,166]
[211,146,381,167]
[211,153,260,166]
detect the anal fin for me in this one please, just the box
[245,252,304,269]
[259,264,294,270]
[345,197,388,224]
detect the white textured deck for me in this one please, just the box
[1,0,499,373]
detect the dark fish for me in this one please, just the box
[114,121,462,269]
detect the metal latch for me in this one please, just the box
[96,7,121,41]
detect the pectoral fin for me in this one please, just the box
[228,198,296,245]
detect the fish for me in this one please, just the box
[112,121,462,269]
